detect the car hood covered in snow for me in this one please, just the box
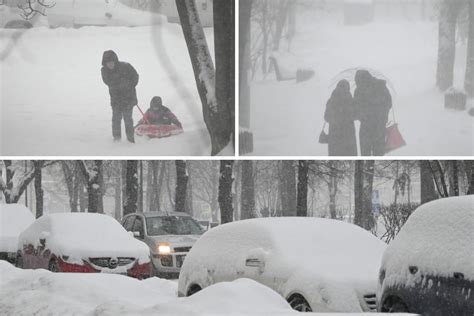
[179,217,385,312]
[0,204,35,253]
[380,196,474,289]
[18,213,150,264]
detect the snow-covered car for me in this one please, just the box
[377,196,474,314]
[122,212,204,279]
[178,217,386,312]
[0,0,48,28]
[17,213,151,279]
[0,204,34,264]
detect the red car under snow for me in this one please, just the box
[16,213,151,279]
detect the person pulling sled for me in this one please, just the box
[135,96,183,138]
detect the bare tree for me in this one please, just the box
[354,161,374,231]
[420,160,438,204]
[176,0,232,155]
[33,161,44,218]
[240,160,255,219]
[175,160,188,213]
[296,160,308,217]
[280,161,296,216]
[436,0,463,90]
[123,160,138,216]
[219,160,234,224]
[465,0,474,96]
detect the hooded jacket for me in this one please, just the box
[353,69,392,129]
[101,50,139,108]
[324,80,357,156]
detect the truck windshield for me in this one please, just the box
[146,216,204,236]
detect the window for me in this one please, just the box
[132,217,144,236]
[146,216,204,236]
[123,216,135,231]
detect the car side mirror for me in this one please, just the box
[133,231,143,238]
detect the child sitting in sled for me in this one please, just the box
[135,96,183,138]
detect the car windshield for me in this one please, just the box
[146,216,204,236]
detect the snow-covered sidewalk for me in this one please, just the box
[1,22,213,156]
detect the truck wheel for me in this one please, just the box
[288,294,312,312]
[48,259,59,272]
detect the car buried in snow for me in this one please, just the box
[377,196,474,314]
[16,213,151,279]
[178,217,386,313]
[122,212,204,279]
[0,204,35,264]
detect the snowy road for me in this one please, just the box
[1,22,213,156]
[249,12,474,156]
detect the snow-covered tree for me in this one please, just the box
[240,160,255,219]
[175,160,188,213]
[123,160,138,216]
[77,161,104,214]
[296,160,309,217]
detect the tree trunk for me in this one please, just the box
[33,161,44,218]
[296,160,309,217]
[362,160,375,231]
[353,161,364,227]
[465,0,474,97]
[175,160,188,213]
[465,160,474,194]
[240,160,255,220]
[273,0,289,50]
[280,161,296,216]
[176,0,230,155]
[420,160,438,203]
[328,161,338,219]
[123,160,138,216]
[449,160,459,196]
[138,161,144,213]
[219,160,234,224]
[436,0,459,91]
[185,163,194,215]
[214,0,235,151]
[114,165,121,220]
[429,161,449,198]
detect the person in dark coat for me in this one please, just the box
[101,50,139,143]
[353,69,392,156]
[139,96,182,129]
[324,79,357,156]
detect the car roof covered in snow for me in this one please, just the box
[18,213,150,262]
[381,196,474,281]
[0,204,35,252]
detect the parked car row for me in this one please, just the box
[1,196,472,314]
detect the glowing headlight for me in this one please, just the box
[157,244,172,255]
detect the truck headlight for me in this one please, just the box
[157,243,172,255]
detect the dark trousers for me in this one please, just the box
[360,124,385,156]
[112,106,134,142]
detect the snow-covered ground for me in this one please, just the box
[0,261,416,315]
[0,8,216,156]
[248,10,474,156]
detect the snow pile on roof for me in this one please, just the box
[0,204,35,252]
[18,213,150,263]
[381,196,474,288]
[180,217,385,312]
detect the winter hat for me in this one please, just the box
[150,96,163,108]
[355,69,372,87]
[102,50,119,66]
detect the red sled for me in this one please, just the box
[385,123,406,153]
[135,124,183,139]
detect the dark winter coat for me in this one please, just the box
[101,50,139,108]
[353,70,392,131]
[324,80,357,156]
